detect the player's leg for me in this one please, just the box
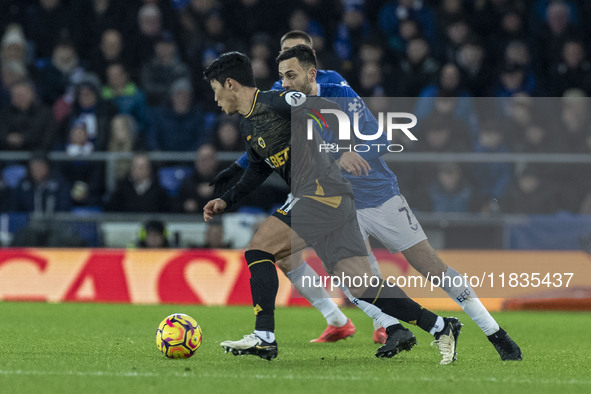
[220,216,308,360]
[361,194,521,360]
[402,240,522,360]
[331,255,461,364]
[365,239,395,344]
[358,209,405,344]
[276,253,355,343]
[317,196,461,364]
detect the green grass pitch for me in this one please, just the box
[0,302,589,393]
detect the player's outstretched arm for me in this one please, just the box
[203,198,227,222]
[209,161,245,194]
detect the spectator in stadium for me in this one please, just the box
[502,41,539,94]
[0,60,29,110]
[202,220,231,249]
[127,3,166,73]
[136,219,170,248]
[55,72,117,150]
[59,120,104,207]
[107,114,137,181]
[440,16,471,64]
[212,116,243,153]
[503,94,535,146]
[533,0,581,74]
[87,29,129,82]
[0,170,11,212]
[558,89,590,152]
[105,152,170,212]
[147,77,208,152]
[178,0,217,48]
[471,121,513,208]
[491,62,537,97]
[415,111,471,153]
[249,34,275,90]
[102,62,150,143]
[0,79,56,151]
[140,31,190,106]
[456,38,494,97]
[69,0,127,61]
[308,26,342,74]
[395,36,440,97]
[548,38,591,96]
[407,111,471,197]
[127,0,181,42]
[11,153,71,213]
[183,8,239,109]
[485,6,528,63]
[415,163,482,213]
[35,38,86,106]
[415,63,474,125]
[378,0,437,50]
[356,62,386,97]
[251,56,274,91]
[501,166,557,214]
[334,1,372,74]
[174,144,218,214]
[516,122,563,153]
[1,23,28,66]
[24,0,73,59]
[354,39,394,95]
[434,0,464,33]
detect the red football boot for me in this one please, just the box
[373,327,387,344]
[310,319,356,343]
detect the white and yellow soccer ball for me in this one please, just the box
[156,313,202,358]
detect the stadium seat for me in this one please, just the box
[2,165,27,188]
[158,166,193,197]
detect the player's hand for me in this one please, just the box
[203,198,227,222]
[209,162,244,194]
[338,152,371,176]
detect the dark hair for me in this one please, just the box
[276,44,317,69]
[280,30,312,48]
[203,51,256,87]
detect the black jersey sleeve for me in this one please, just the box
[220,120,274,209]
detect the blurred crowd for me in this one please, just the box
[0,0,590,217]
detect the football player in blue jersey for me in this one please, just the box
[278,45,521,361]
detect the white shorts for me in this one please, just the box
[356,194,427,253]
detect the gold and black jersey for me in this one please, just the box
[221,89,353,208]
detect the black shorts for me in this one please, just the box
[272,194,368,273]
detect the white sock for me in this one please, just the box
[441,267,500,336]
[341,287,400,329]
[368,249,382,277]
[373,319,383,330]
[254,330,275,343]
[429,316,445,335]
[287,262,348,327]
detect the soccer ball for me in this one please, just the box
[156,313,202,358]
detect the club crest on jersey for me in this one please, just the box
[258,137,266,148]
[285,91,306,106]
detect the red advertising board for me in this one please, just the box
[1,249,590,311]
